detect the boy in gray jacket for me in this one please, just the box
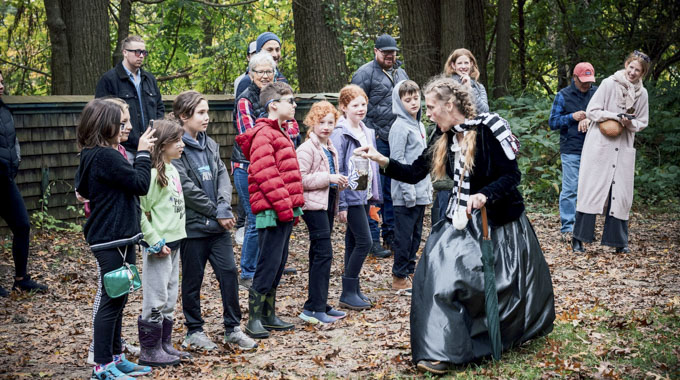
[388,80,432,293]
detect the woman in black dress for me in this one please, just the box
[357,76,555,374]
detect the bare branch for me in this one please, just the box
[133,0,166,4]
[0,58,51,77]
[187,0,258,8]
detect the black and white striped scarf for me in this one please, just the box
[446,113,519,221]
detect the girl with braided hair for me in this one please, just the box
[357,76,555,374]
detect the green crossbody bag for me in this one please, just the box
[103,246,141,298]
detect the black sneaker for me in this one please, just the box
[0,286,8,297]
[12,275,48,293]
[283,267,297,275]
[369,242,391,258]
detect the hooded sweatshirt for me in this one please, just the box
[388,81,433,207]
[76,147,151,250]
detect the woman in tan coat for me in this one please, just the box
[572,51,650,253]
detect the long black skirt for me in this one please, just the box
[410,211,555,365]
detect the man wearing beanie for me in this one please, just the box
[350,34,408,258]
[548,62,598,250]
[236,32,289,97]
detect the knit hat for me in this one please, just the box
[256,32,281,53]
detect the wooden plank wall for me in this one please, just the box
[0,94,336,234]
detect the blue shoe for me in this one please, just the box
[325,307,346,319]
[299,310,339,324]
[91,361,134,379]
[116,354,152,377]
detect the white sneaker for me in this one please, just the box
[87,350,95,366]
[224,326,257,350]
[182,331,218,351]
[235,227,245,245]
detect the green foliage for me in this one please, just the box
[493,96,561,205]
[30,181,82,233]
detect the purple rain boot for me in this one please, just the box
[161,318,192,360]
[137,316,180,367]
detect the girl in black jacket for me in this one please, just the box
[76,99,157,379]
[357,76,555,374]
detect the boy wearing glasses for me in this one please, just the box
[234,82,304,339]
[96,35,164,160]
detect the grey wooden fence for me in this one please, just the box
[1,94,337,233]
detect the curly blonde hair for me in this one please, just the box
[423,76,477,180]
[444,48,481,81]
[303,101,341,138]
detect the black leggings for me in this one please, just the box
[0,178,30,278]
[92,245,136,365]
[344,205,372,278]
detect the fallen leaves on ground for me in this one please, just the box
[0,208,678,379]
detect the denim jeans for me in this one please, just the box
[234,166,259,279]
[559,153,581,233]
[369,138,394,242]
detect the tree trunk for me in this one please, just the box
[465,0,487,86]
[45,0,110,95]
[44,0,71,95]
[292,0,348,93]
[440,0,465,68]
[112,0,133,66]
[396,0,441,86]
[493,0,511,98]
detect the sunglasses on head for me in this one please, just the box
[126,49,149,57]
[633,50,650,63]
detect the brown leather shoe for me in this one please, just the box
[392,275,412,291]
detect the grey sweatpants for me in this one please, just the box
[141,248,180,321]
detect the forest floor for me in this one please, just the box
[0,207,679,379]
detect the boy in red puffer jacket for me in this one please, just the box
[235,82,305,339]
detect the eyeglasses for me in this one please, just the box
[252,69,274,77]
[379,49,397,56]
[276,97,296,105]
[633,50,650,63]
[125,49,149,57]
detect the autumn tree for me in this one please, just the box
[44,0,110,95]
[292,0,349,92]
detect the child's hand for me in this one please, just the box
[218,218,235,230]
[337,210,347,223]
[330,174,348,189]
[137,127,157,152]
[158,245,172,257]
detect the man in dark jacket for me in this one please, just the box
[549,62,597,247]
[95,35,164,158]
[351,34,408,257]
[0,70,47,296]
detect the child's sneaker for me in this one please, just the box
[325,307,346,319]
[224,327,258,350]
[91,361,134,379]
[181,331,217,351]
[115,354,152,376]
[299,310,339,324]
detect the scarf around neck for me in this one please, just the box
[612,69,643,112]
[445,113,520,226]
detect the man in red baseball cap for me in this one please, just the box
[548,62,598,251]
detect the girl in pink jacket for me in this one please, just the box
[296,101,348,324]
